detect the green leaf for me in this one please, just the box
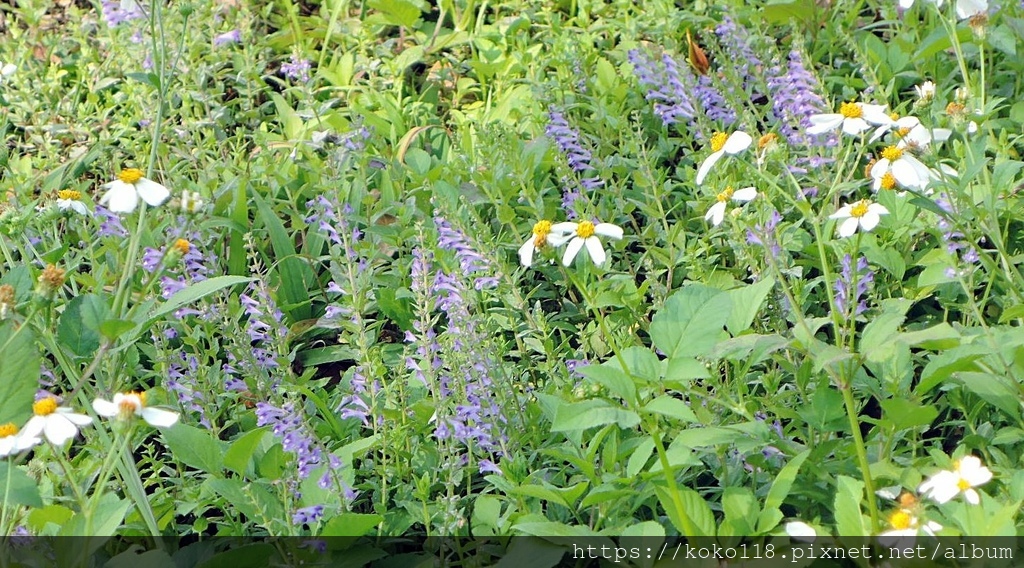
[27,505,74,532]
[148,275,253,325]
[196,544,276,568]
[376,287,413,330]
[511,520,606,538]
[955,372,1020,416]
[918,347,985,394]
[106,549,177,568]
[756,450,810,533]
[0,461,42,507]
[367,0,422,28]
[252,191,314,320]
[57,294,110,357]
[655,486,715,537]
[98,319,137,341]
[879,399,939,431]
[162,423,225,475]
[650,284,731,359]
[223,428,268,477]
[319,513,383,536]
[725,277,775,335]
[495,537,567,568]
[551,400,640,432]
[578,363,636,403]
[834,476,869,536]
[642,396,698,424]
[0,322,40,425]
[797,387,846,431]
[721,487,757,535]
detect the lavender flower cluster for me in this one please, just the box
[434,217,499,289]
[765,50,832,149]
[545,108,602,217]
[713,17,762,90]
[221,281,288,393]
[627,49,696,127]
[166,351,210,427]
[255,401,323,479]
[935,193,980,278]
[101,0,145,27]
[834,254,874,316]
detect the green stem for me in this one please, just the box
[840,381,878,531]
[84,424,133,534]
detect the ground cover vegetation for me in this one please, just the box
[1,0,1024,563]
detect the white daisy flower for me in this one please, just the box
[878,509,942,543]
[550,220,624,267]
[92,391,180,428]
[21,395,93,445]
[56,189,89,215]
[869,115,920,143]
[695,131,752,185]
[829,199,889,237]
[870,145,932,190]
[0,422,41,457]
[914,80,937,102]
[807,102,893,137]
[99,168,171,213]
[705,186,757,227]
[518,220,570,267]
[918,455,992,505]
[899,123,952,150]
[179,190,205,214]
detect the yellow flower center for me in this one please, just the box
[576,221,596,239]
[881,146,903,162]
[709,132,729,153]
[0,423,17,438]
[946,102,965,116]
[889,112,900,121]
[173,239,191,255]
[957,477,971,491]
[880,172,896,191]
[896,127,912,138]
[58,190,82,201]
[758,133,778,150]
[33,397,58,416]
[850,200,871,218]
[839,102,863,119]
[118,168,144,184]
[888,510,913,530]
[532,220,552,249]
[716,186,735,202]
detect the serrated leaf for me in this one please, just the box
[0,462,42,507]
[551,400,640,432]
[725,277,775,335]
[834,476,869,536]
[578,363,636,403]
[319,513,383,537]
[642,396,697,423]
[162,423,224,475]
[0,322,40,425]
[650,284,731,359]
[57,294,110,357]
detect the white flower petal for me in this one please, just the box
[868,124,891,143]
[723,131,752,154]
[705,201,727,226]
[100,181,139,213]
[807,114,843,135]
[861,105,894,125]
[562,237,585,266]
[870,159,891,180]
[829,205,853,220]
[860,211,881,232]
[891,160,921,188]
[57,409,93,426]
[838,217,859,238]
[584,236,606,267]
[140,407,180,428]
[594,223,623,240]
[732,186,757,202]
[842,117,869,136]
[868,203,890,216]
[549,222,578,236]
[956,0,987,19]
[135,178,171,206]
[695,150,724,185]
[20,416,45,440]
[785,521,817,541]
[964,488,980,505]
[92,398,120,418]
[43,415,77,445]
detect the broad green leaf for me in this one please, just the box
[57,293,110,357]
[511,520,605,537]
[656,486,715,536]
[0,322,40,425]
[757,449,810,533]
[642,396,698,424]
[955,372,1020,416]
[834,476,869,536]
[797,387,845,431]
[252,191,313,320]
[148,275,253,325]
[650,284,731,359]
[626,438,655,478]
[721,487,757,535]
[918,347,986,394]
[495,537,567,568]
[725,277,775,335]
[107,549,176,568]
[223,428,268,477]
[320,513,384,537]
[860,312,905,363]
[578,363,636,403]
[618,346,661,382]
[879,399,939,431]
[27,505,74,532]
[551,400,640,432]
[162,423,225,475]
[196,544,276,568]
[0,462,42,507]
[367,0,422,28]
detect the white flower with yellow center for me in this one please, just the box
[549,220,623,267]
[918,455,992,505]
[705,186,757,227]
[914,80,937,102]
[878,509,942,541]
[899,124,952,150]
[695,131,752,185]
[870,115,920,143]
[92,391,180,427]
[830,199,889,237]
[56,189,89,215]
[807,101,893,137]
[870,145,931,190]
[0,422,40,457]
[99,168,171,213]
[21,396,93,445]
[518,220,570,267]
[178,190,205,214]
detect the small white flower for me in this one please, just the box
[870,115,921,144]
[56,189,89,215]
[899,123,952,150]
[21,395,92,445]
[705,186,757,227]
[784,521,817,542]
[807,102,893,137]
[695,131,752,185]
[914,80,937,102]
[870,145,932,190]
[179,190,205,214]
[0,62,14,83]
[550,220,624,267]
[93,392,180,427]
[0,422,41,457]
[99,168,170,213]
[829,199,889,237]
[878,509,942,544]
[518,220,571,267]
[918,454,992,505]
[967,121,979,135]
[955,0,987,18]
